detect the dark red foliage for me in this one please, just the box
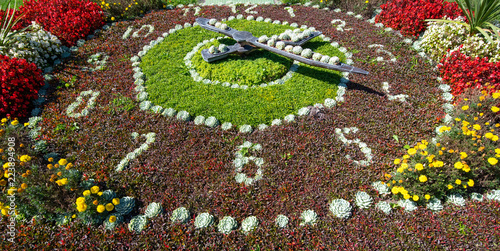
[375,0,463,37]
[439,48,500,96]
[19,0,105,46]
[0,8,30,30]
[0,55,44,118]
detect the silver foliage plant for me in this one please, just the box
[329,199,352,219]
[194,212,214,229]
[170,207,190,223]
[355,191,373,209]
[299,209,318,226]
[241,216,259,234]
[218,216,238,234]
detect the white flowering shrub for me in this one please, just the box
[355,191,373,209]
[300,209,318,226]
[1,22,63,69]
[426,198,443,212]
[170,207,190,223]
[194,212,214,229]
[218,216,237,234]
[241,216,259,234]
[375,201,392,215]
[420,17,500,63]
[329,199,352,219]
[275,214,289,228]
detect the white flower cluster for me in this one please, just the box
[115,132,156,171]
[334,127,373,166]
[241,216,259,234]
[233,141,264,185]
[420,17,500,63]
[194,212,214,229]
[355,191,373,209]
[329,199,352,219]
[239,124,253,133]
[170,207,190,223]
[299,209,318,226]
[218,216,238,234]
[371,181,390,195]
[66,90,100,118]
[86,52,109,71]
[2,21,63,69]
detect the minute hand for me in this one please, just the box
[248,37,369,75]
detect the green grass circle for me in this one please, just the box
[140,19,346,126]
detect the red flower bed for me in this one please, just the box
[375,0,463,37]
[439,48,500,96]
[19,0,105,46]
[0,55,44,118]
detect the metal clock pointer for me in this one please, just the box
[196,17,369,75]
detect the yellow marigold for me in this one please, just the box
[58,159,68,166]
[455,179,461,185]
[385,173,392,179]
[76,197,85,204]
[98,192,103,196]
[425,194,431,200]
[412,195,419,201]
[90,186,100,194]
[11,120,18,126]
[492,135,499,141]
[56,178,68,186]
[47,164,53,169]
[48,157,54,162]
[7,187,16,195]
[488,158,498,165]
[1,118,6,123]
[398,179,403,183]
[109,215,117,223]
[65,163,73,170]
[403,154,410,159]
[473,124,481,130]
[392,186,399,194]
[112,198,120,205]
[105,203,114,211]
[492,106,500,113]
[26,170,31,175]
[485,132,494,139]
[460,152,467,159]
[418,144,426,150]
[454,162,463,169]
[461,105,469,111]
[463,166,471,172]
[447,184,453,189]
[97,205,105,213]
[415,163,424,171]
[419,175,427,182]
[83,190,91,196]
[54,164,59,168]
[468,179,474,187]
[93,200,99,205]
[401,163,408,169]
[111,17,115,21]
[394,159,401,165]
[403,194,411,200]
[77,203,87,212]
[57,171,62,176]
[21,183,28,189]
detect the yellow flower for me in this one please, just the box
[455,179,461,185]
[109,215,117,222]
[65,163,73,170]
[391,186,399,194]
[460,152,467,159]
[11,120,18,126]
[492,106,500,113]
[473,124,481,130]
[454,162,463,169]
[77,203,88,212]
[76,197,85,204]
[419,175,427,182]
[488,158,498,165]
[468,179,474,187]
[403,154,410,159]
[384,173,392,179]
[93,200,99,205]
[463,166,471,172]
[97,205,105,213]
[7,187,16,195]
[1,118,6,123]
[20,155,31,162]
[412,195,419,201]
[485,132,494,139]
[72,214,76,218]
[420,151,428,156]
[415,163,424,171]
[47,164,53,169]
[425,194,431,200]
[401,163,408,169]
[447,184,453,189]
[403,194,411,200]
[105,203,114,211]
[58,159,68,166]
[398,179,403,183]
[83,190,91,196]
[48,157,54,162]
[112,198,120,205]
[98,192,103,196]
[418,144,427,150]
[461,105,469,111]
[492,135,499,141]
[90,186,100,194]
[56,178,68,186]
[493,92,500,99]
[21,183,28,189]
[111,17,115,21]
[397,167,404,173]
[394,159,401,165]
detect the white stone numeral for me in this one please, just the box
[122,25,155,40]
[66,90,100,118]
[233,141,264,186]
[116,132,156,171]
[334,127,373,167]
[368,44,396,62]
[382,82,409,102]
[245,4,258,14]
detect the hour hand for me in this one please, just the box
[282,31,323,46]
[196,18,240,38]
[201,43,255,63]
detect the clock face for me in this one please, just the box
[39,4,448,236]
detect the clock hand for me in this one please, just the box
[282,31,323,46]
[248,37,369,75]
[201,43,255,62]
[196,17,240,38]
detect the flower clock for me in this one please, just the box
[12,2,500,249]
